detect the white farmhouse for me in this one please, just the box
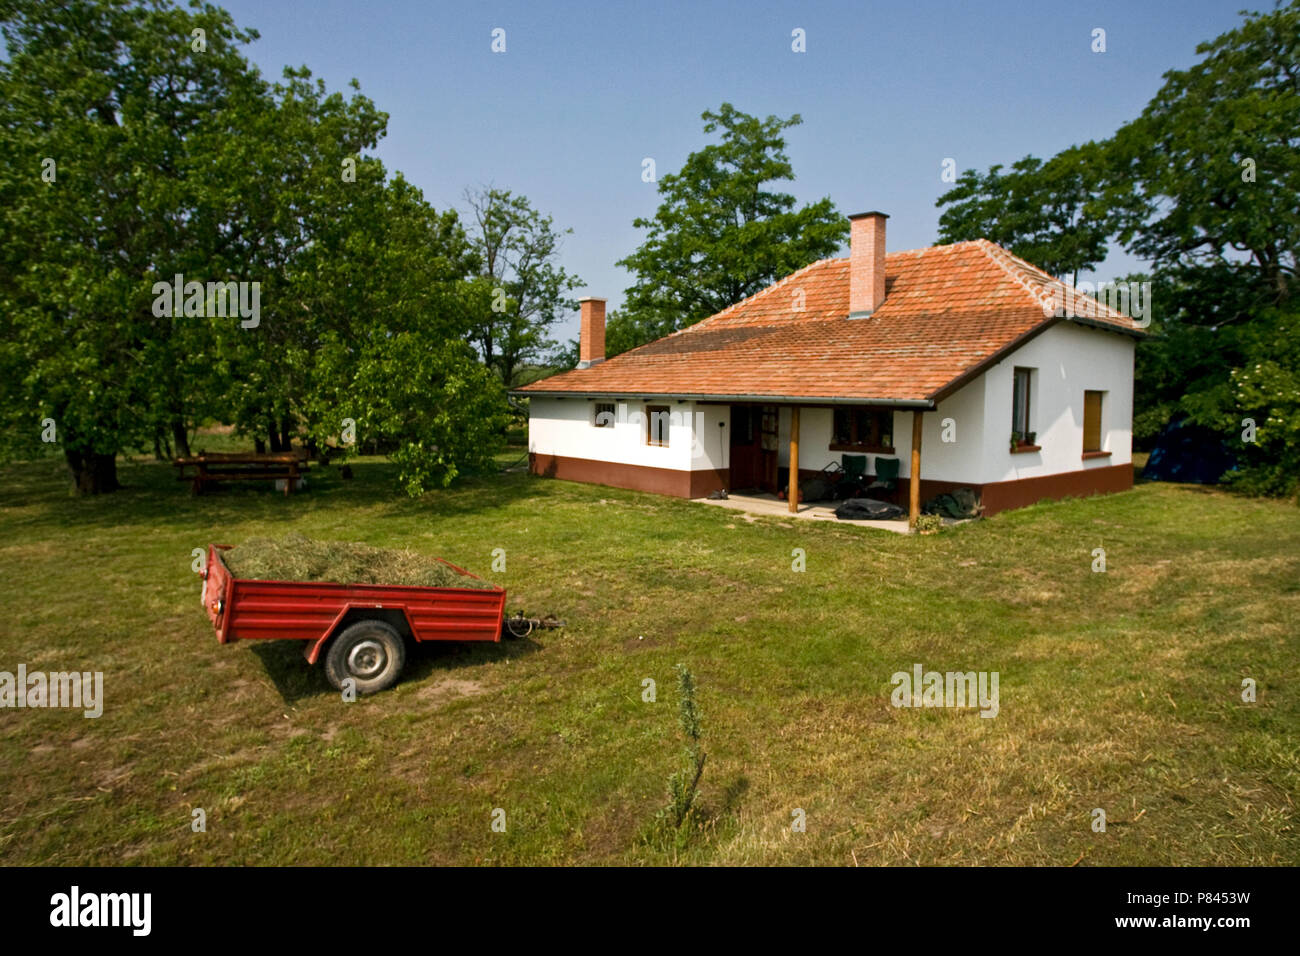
[516,212,1144,523]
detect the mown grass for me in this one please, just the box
[0,448,1296,866]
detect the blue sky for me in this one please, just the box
[219,0,1250,342]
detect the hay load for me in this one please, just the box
[221,534,495,589]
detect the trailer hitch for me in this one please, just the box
[503,612,566,639]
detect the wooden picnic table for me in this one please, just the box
[174,450,310,497]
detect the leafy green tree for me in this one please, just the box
[463,187,582,388]
[617,103,848,346]
[318,332,508,497]
[302,178,510,494]
[1,0,518,497]
[0,0,265,491]
[1111,0,1299,480]
[935,144,1113,283]
[1106,1,1298,309]
[209,78,504,493]
[208,66,392,454]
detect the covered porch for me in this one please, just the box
[721,402,931,529]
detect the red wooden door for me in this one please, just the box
[729,406,761,489]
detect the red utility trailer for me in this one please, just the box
[199,543,507,694]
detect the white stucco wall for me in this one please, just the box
[695,403,728,470]
[877,323,1133,484]
[527,397,721,472]
[975,322,1134,484]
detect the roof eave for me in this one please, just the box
[509,389,936,408]
[1063,314,1150,339]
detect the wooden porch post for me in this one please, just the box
[909,410,923,530]
[788,405,800,513]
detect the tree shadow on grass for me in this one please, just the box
[371,471,555,522]
[1143,481,1231,495]
[249,633,544,705]
[9,456,556,536]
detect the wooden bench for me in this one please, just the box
[174,450,310,497]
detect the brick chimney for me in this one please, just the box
[848,211,889,318]
[578,297,606,368]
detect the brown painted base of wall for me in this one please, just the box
[976,462,1134,515]
[532,454,1133,516]
[529,453,728,499]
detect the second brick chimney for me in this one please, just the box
[848,211,889,318]
[578,297,606,368]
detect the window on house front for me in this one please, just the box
[733,406,755,444]
[831,406,893,452]
[1012,367,1033,440]
[1083,390,1104,453]
[593,402,615,428]
[646,405,670,447]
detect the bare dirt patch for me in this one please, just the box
[416,677,486,706]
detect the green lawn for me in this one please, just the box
[0,451,1297,865]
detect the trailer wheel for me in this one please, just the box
[324,619,406,695]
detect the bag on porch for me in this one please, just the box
[921,487,983,519]
[799,477,834,502]
[834,497,906,521]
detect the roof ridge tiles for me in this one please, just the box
[970,240,1058,316]
[976,240,1135,327]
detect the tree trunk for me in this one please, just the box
[254,437,266,455]
[279,415,292,452]
[267,422,284,453]
[171,418,191,459]
[65,449,120,495]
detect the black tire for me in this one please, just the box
[324,619,406,695]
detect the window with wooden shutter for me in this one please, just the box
[1083,391,1104,453]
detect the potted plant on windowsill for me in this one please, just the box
[1010,430,1039,452]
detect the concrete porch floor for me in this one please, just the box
[695,491,916,534]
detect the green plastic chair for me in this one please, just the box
[842,454,868,478]
[869,457,900,494]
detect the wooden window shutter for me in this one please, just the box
[1083,391,1103,453]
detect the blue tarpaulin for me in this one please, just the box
[1143,419,1236,484]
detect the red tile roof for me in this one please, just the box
[517,239,1144,405]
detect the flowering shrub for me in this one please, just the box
[1227,310,1300,498]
